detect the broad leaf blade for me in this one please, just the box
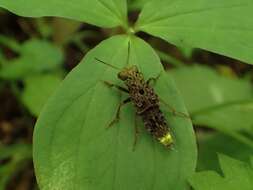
[136,0,253,64]
[0,0,127,28]
[193,101,253,132]
[170,65,253,129]
[169,65,253,146]
[34,35,196,190]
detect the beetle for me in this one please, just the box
[95,42,189,149]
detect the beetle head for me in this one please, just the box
[118,65,138,81]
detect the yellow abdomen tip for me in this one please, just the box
[158,133,173,147]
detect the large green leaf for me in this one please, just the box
[136,0,253,64]
[189,154,253,190]
[193,101,253,132]
[169,65,253,124]
[169,65,253,112]
[0,0,127,28]
[33,35,196,190]
[169,65,253,146]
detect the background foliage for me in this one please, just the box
[0,0,252,190]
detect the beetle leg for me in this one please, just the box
[132,112,140,151]
[160,98,191,119]
[107,97,131,128]
[147,71,162,85]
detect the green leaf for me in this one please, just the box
[21,74,62,116]
[170,65,252,122]
[170,65,253,146]
[0,0,127,28]
[34,35,197,190]
[193,101,253,132]
[0,39,63,80]
[189,154,253,190]
[136,0,253,64]
[197,133,253,173]
[170,65,253,113]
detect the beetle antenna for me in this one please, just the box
[126,41,130,66]
[94,58,121,71]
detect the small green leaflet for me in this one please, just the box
[189,154,253,190]
[197,133,253,173]
[0,144,32,189]
[0,39,63,80]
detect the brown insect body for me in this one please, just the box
[118,66,173,147]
